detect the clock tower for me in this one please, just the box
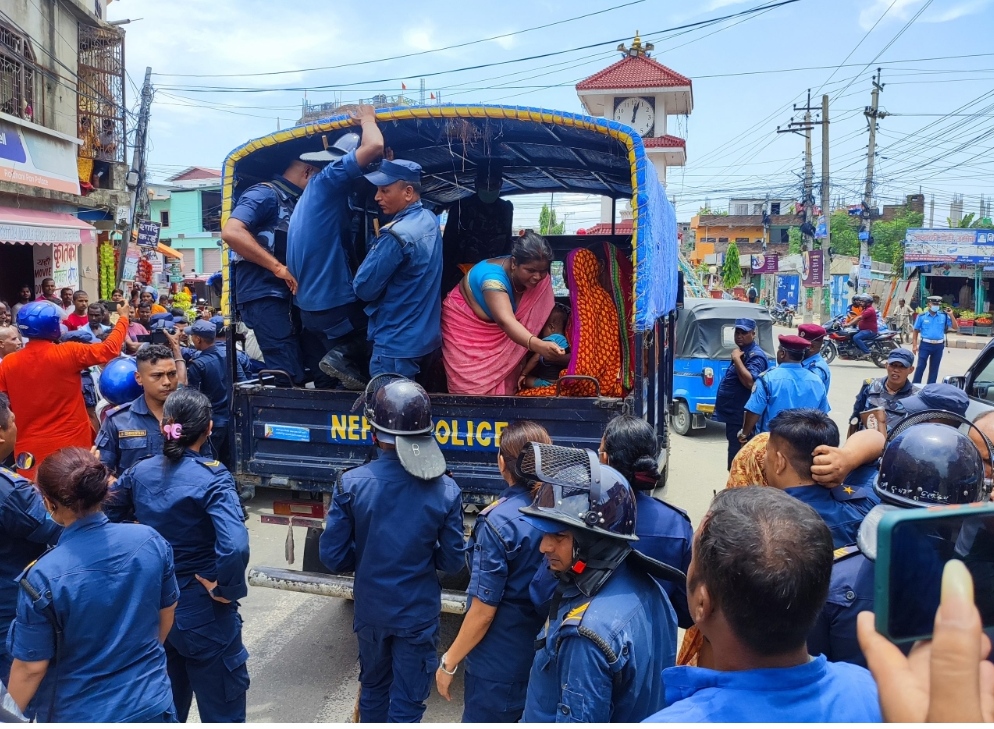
[576,32,693,224]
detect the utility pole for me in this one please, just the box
[118,66,153,286]
[777,89,821,323]
[929,193,935,228]
[860,69,886,293]
[821,94,831,306]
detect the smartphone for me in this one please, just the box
[875,503,994,643]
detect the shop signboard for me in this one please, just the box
[750,253,779,273]
[33,243,79,291]
[136,220,161,249]
[801,250,823,287]
[904,228,994,264]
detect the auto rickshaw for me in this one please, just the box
[672,298,776,436]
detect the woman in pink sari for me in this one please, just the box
[442,232,561,395]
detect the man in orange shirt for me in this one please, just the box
[0,300,129,480]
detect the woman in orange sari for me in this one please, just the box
[441,232,561,395]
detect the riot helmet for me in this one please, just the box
[16,301,62,341]
[300,132,361,165]
[99,357,142,406]
[356,374,445,480]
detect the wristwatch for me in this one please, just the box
[439,652,458,676]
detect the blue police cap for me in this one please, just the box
[149,312,173,325]
[364,159,422,187]
[886,347,914,367]
[898,383,969,418]
[210,315,225,335]
[734,318,756,332]
[189,319,217,338]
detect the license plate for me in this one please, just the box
[697,403,715,414]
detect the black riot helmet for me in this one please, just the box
[876,419,990,508]
[356,374,445,480]
[518,443,684,598]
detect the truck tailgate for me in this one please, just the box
[233,383,627,502]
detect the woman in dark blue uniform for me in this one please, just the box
[599,415,694,627]
[107,388,250,723]
[6,447,178,722]
[434,421,551,722]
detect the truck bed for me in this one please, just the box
[233,382,628,503]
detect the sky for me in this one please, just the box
[108,0,994,230]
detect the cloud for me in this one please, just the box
[857,0,991,29]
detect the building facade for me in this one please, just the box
[149,167,224,277]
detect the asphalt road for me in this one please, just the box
[210,342,980,723]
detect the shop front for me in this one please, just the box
[904,228,994,316]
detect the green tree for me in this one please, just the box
[788,226,802,254]
[722,242,742,289]
[827,211,860,257]
[871,208,923,270]
[946,212,978,228]
[539,204,565,236]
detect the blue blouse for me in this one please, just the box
[467,258,515,320]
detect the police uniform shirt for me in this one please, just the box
[319,449,465,630]
[714,341,769,425]
[783,484,879,549]
[463,484,546,684]
[228,176,303,304]
[286,150,364,313]
[96,394,214,476]
[353,200,444,359]
[633,492,694,629]
[522,561,677,723]
[914,309,952,341]
[187,345,230,427]
[850,376,913,427]
[802,352,831,392]
[0,467,62,674]
[7,512,178,722]
[107,451,248,601]
[646,654,881,722]
[807,546,873,667]
[745,363,829,433]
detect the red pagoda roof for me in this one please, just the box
[576,55,692,91]
[643,135,686,149]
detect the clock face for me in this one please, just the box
[614,97,655,137]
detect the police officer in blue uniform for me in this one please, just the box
[912,294,957,385]
[798,323,831,392]
[320,376,464,722]
[849,347,915,436]
[0,393,62,684]
[96,344,194,474]
[288,105,385,390]
[764,409,878,548]
[106,388,250,723]
[354,159,443,381]
[599,415,694,627]
[222,151,319,385]
[433,421,551,723]
[809,417,992,666]
[518,443,682,723]
[741,334,829,442]
[7,447,178,722]
[714,318,770,470]
[186,319,231,467]
[209,315,259,382]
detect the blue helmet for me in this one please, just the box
[16,301,62,341]
[98,357,142,406]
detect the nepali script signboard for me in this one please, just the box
[904,228,994,265]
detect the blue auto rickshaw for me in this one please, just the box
[671,298,776,436]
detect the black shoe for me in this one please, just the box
[238,483,255,503]
[319,349,367,390]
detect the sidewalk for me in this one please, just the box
[945,332,993,351]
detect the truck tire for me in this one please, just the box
[671,401,692,437]
[302,527,334,574]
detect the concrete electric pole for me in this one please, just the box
[118,66,153,286]
[860,69,886,293]
[821,94,831,302]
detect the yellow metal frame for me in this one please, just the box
[219,105,643,317]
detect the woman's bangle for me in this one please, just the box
[526,335,535,352]
[439,652,457,675]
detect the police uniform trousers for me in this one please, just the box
[166,591,249,723]
[238,296,305,385]
[462,673,528,723]
[913,341,944,385]
[355,619,439,723]
[369,348,441,387]
[298,301,369,389]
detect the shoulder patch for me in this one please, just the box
[479,496,506,516]
[117,429,147,439]
[832,484,870,502]
[833,544,861,562]
[864,378,874,385]
[562,601,590,627]
[106,403,131,418]
[196,459,226,474]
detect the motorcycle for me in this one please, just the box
[771,304,795,328]
[820,315,899,368]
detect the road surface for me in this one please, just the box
[208,346,979,722]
